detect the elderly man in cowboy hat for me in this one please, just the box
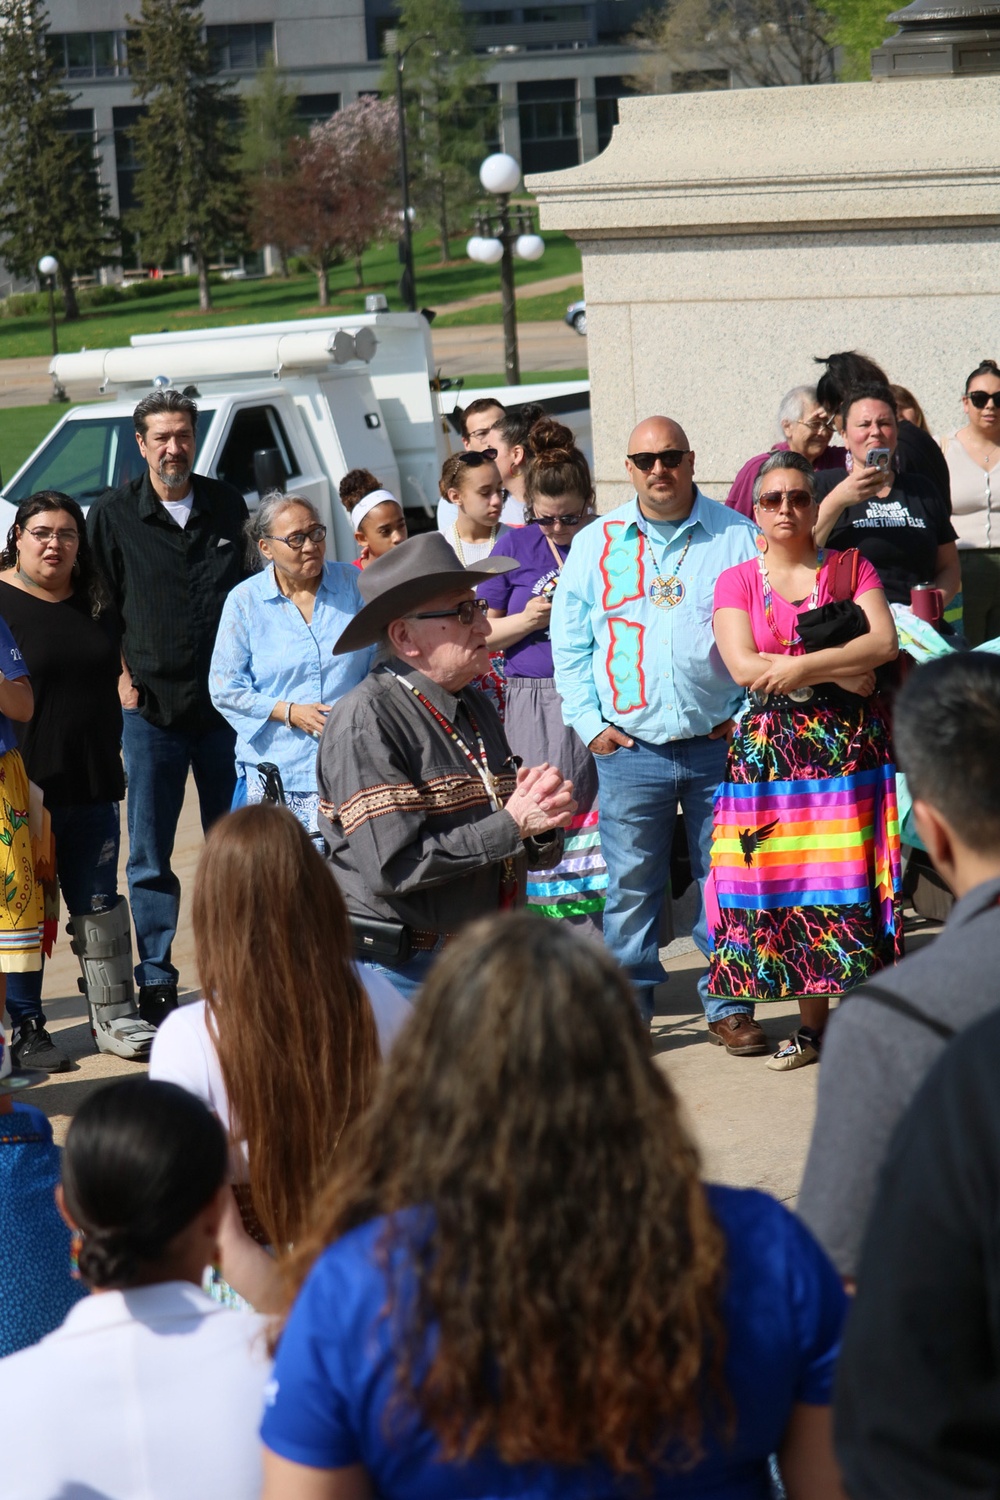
[319,532,576,998]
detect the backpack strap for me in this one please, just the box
[851,982,957,1042]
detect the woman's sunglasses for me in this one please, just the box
[756,489,814,512]
[457,448,498,465]
[967,391,1000,410]
[532,512,587,528]
[626,449,690,472]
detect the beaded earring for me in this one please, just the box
[69,1230,83,1280]
[755,532,768,554]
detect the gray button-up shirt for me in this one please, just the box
[318,660,562,933]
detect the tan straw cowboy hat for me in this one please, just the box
[333,531,516,655]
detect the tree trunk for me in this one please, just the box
[317,264,329,307]
[438,175,450,263]
[196,246,212,311]
[59,267,80,322]
[354,254,364,288]
[278,244,290,278]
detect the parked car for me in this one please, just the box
[564,299,587,336]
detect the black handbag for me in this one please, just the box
[796,548,869,653]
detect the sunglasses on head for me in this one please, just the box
[532,512,587,528]
[967,390,1000,409]
[756,489,814,512]
[457,448,498,465]
[626,449,690,473]
[410,599,489,626]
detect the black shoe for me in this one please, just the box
[138,983,179,1028]
[10,1017,71,1073]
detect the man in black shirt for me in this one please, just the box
[88,390,248,1024]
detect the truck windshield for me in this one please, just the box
[4,410,214,509]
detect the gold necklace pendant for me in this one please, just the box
[650,574,685,608]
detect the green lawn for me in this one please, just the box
[434,284,584,328]
[460,368,589,389]
[0,228,583,361]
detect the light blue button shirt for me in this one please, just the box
[551,491,758,747]
[210,562,375,791]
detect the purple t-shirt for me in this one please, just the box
[477,525,571,678]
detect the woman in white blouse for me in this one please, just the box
[939,359,1000,644]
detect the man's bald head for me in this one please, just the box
[625,415,696,521]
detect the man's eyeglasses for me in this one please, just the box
[756,489,814,512]
[532,512,587,528]
[968,390,1000,410]
[457,448,498,465]
[626,449,691,473]
[410,599,489,626]
[263,524,327,550]
[23,526,79,545]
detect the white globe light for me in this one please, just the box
[515,233,544,262]
[479,152,520,196]
[38,254,58,277]
[466,236,485,262]
[476,237,504,265]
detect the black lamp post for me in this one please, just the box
[38,254,68,404]
[386,30,436,313]
[467,154,544,386]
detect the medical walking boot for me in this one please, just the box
[69,897,156,1062]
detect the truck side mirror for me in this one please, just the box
[253,448,286,496]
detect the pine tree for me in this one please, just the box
[126,0,245,311]
[240,56,299,276]
[380,0,493,262]
[0,0,119,321]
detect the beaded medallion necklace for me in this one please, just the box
[757,550,824,649]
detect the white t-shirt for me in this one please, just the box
[149,971,411,1179]
[0,1282,270,1500]
[160,491,194,528]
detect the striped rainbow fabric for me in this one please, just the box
[526,808,607,920]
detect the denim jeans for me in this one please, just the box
[360,950,439,1004]
[595,733,753,1027]
[122,711,236,988]
[5,802,121,1027]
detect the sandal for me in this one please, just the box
[766,1028,821,1072]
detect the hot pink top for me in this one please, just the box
[713,551,882,656]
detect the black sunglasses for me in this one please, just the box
[532,512,587,528]
[457,448,498,465]
[410,599,489,626]
[626,449,690,473]
[967,390,1000,409]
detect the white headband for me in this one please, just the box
[351,489,397,530]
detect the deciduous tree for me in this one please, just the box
[241,56,299,276]
[0,0,119,320]
[126,0,245,311]
[822,0,898,79]
[631,0,835,90]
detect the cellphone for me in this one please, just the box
[865,447,891,471]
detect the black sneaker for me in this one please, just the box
[138,983,179,1028]
[11,1017,71,1073]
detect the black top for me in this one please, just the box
[896,417,952,509]
[87,471,249,732]
[835,1003,1000,1498]
[815,468,957,604]
[0,580,125,806]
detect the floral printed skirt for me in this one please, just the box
[0,748,43,973]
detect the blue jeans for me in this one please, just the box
[360,950,439,1003]
[5,802,121,1027]
[122,712,236,988]
[595,733,752,1027]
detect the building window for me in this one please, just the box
[295,94,341,129]
[48,30,129,79]
[517,78,579,174]
[670,68,730,92]
[595,75,636,153]
[206,23,274,73]
[522,5,586,19]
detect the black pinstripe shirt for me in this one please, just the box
[88,471,249,732]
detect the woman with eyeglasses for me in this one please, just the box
[938,360,1000,645]
[726,385,845,520]
[707,451,902,1072]
[210,492,375,838]
[338,469,408,570]
[478,419,605,932]
[0,491,155,1071]
[439,451,510,718]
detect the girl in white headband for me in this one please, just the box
[339,469,407,569]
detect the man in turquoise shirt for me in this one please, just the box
[551,414,763,1050]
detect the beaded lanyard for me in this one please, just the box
[757,550,824,649]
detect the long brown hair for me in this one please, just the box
[193,804,380,1248]
[283,915,728,1475]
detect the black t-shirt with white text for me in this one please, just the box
[814,469,956,604]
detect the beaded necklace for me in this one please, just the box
[637,516,695,609]
[757,550,824,649]
[451,522,498,566]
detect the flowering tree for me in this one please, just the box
[283,98,398,306]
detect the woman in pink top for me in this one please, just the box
[707,452,902,1072]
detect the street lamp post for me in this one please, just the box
[37,255,68,404]
[467,154,544,385]
[387,30,436,314]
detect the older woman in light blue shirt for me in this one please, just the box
[210,492,374,837]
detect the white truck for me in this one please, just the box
[0,310,590,558]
